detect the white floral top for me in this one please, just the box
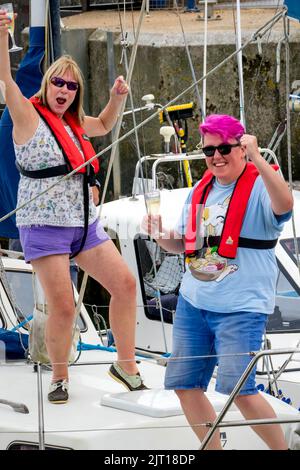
[14,118,97,227]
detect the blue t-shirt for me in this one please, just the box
[177,176,291,315]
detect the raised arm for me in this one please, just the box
[0,9,38,143]
[240,134,294,215]
[82,75,129,137]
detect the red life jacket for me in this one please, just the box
[16,98,100,259]
[185,162,279,259]
[29,96,99,175]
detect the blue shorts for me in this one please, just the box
[164,294,268,396]
[19,219,110,263]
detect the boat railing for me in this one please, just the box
[199,347,300,450]
[61,1,284,15]
[132,153,206,196]
[31,347,300,450]
[151,153,206,189]
[132,147,281,194]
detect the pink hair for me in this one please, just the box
[199,114,245,142]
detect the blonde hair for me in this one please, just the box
[35,55,85,125]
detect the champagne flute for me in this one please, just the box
[1,3,22,52]
[145,189,161,216]
[145,190,162,238]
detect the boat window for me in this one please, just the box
[7,441,71,450]
[267,261,300,333]
[4,270,34,326]
[134,236,184,324]
[280,237,300,266]
[4,270,86,331]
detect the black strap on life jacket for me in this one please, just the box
[71,171,90,259]
[15,124,94,259]
[17,158,91,258]
[201,235,278,250]
[16,161,69,179]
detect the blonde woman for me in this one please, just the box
[0,9,147,403]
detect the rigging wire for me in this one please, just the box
[117,4,144,185]
[0,9,287,227]
[235,0,246,127]
[1,416,300,435]
[173,0,204,118]
[125,1,148,160]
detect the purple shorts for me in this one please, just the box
[19,219,110,263]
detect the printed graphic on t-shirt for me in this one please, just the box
[188,195,239,282]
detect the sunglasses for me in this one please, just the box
[50,76,79,91]
[202,143,240,157]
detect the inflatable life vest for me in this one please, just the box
[15,98,100,258]
[185,162,279,259]
[16,97,99,179]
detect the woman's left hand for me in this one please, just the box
[110,75,129,99]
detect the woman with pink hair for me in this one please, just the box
[143,114,293,449]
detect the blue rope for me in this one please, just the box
[10,315,33,332]
[77,342,164,360]
[77,342,117,353]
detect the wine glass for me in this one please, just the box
[145,190,162,238]
[1,3,22,52]
[145,190,161,216]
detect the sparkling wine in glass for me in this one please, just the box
[144,190,162,238]
[1,3,22,52]
[145,190,161,216]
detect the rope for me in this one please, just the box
[1,345,299,368]
[16,350,265,367]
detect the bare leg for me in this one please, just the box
[76,241,138,375]
[31,255,75,382]
[234,393,288,449]
[176,389,223,450]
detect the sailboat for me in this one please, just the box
[0,0,299,450]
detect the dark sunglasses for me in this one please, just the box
[202,142,240,157]
[50,76,79,91]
